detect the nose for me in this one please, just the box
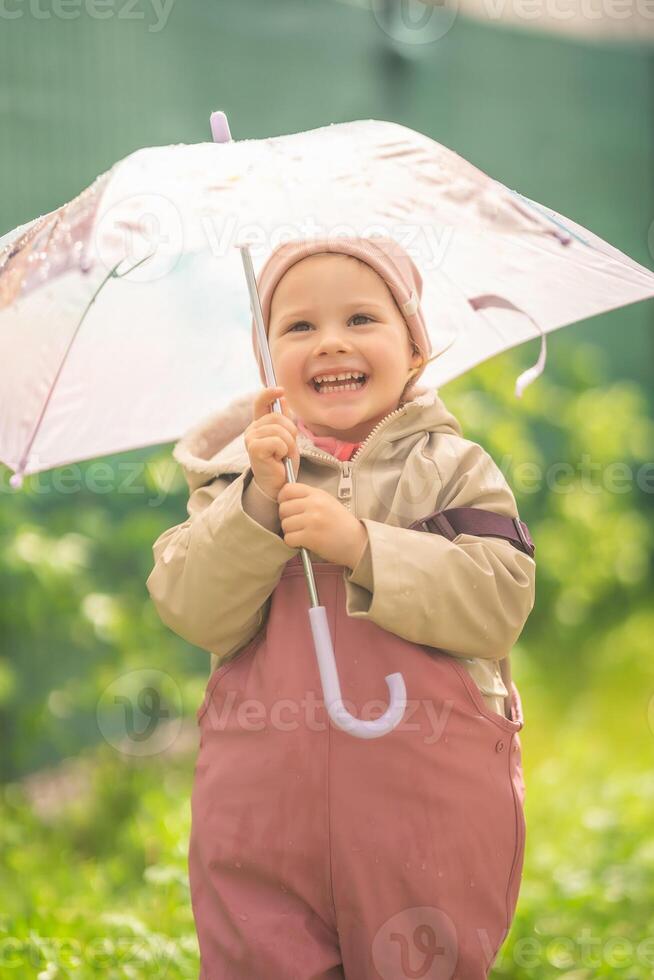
[312,326,353,356]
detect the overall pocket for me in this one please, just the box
[447,656,525,735]
[195,633,263,724]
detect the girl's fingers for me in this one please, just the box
[249,424,296,454]
[260,412,297,435]
[253,388,297,434]
[255,435,291,461]
[254,385,284,414]
[279,516,304,536]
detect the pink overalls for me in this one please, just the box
[189,552,526,979]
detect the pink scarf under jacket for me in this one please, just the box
[296,418,363,462]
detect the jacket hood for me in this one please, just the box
[173,384,464,493]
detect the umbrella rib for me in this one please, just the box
[510,231,654,291]
[507,189,584,245]
[13,252,153,480]
[508,189,654,288]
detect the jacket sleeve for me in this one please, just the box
[146,468,297,660]
[342,437,536,660]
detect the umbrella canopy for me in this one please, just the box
[2,117,653,486]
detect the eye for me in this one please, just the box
[287,314,373,332]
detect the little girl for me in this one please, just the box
[147,236,536,979]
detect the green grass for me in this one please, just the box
[3,687,654,978]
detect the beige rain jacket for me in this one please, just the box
[146,385,536,718]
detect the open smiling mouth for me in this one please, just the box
[309,373,369,395]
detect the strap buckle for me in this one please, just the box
[427,512,457,540]
[513,517,534,557]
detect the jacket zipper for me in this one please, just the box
[299,402,410,511]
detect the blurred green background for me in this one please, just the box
[1,1,653,976]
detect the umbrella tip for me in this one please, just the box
[9,471,24,490]
[210,111,232,144]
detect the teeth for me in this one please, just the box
[313,372,365,384]
[318,382,363,393]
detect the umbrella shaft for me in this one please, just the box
[240,244,320,609]
[282,455,320,607]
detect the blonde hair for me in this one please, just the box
[398,336,446,405]
[385,291,441,388]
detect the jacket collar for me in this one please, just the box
[173,384,463,493]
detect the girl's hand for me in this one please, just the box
[278,482,368,569]
[244,386,300,501]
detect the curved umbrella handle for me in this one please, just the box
[309,606,407,739]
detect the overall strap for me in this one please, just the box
[408,507,535,559]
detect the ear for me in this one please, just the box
[408,338,423,366]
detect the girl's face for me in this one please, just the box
[268,253,423,442]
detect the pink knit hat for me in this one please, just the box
[250,236,431,387]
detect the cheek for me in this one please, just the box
[271,346,306,386]
[369,341,407,372]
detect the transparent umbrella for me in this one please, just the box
[2,111,653,738]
